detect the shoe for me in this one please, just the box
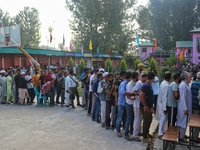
[49,104,55,107]
[147,134,154,138]
[157,135,163,140]
[105,126,110,130]
[92,119,95,122]
[179,138,188,143]
[87,113,91,116]
[111,125,115,130]
[56,101,61,104]
[1,102,6,104]
[185,135,189,139]
[66,105,69,107]
[117,132,123,137]
[6,102,10,104]
[101,123,105,128]
[132,137,141,142]
[125,136,132,141]
[97,120,101,124]
[72,106,76,109]
[143,138,150,143]
[77,104,82,107]
[138,133,143,136]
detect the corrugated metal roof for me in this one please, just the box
[189,27,200,33]
[176,41,193,48]
[140,41,154,47]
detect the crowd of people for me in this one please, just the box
[0,62,200,143]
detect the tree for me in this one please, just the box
[105,58,112,72]
[120,58,127,71]
[15,7,41,48]
[137,0,200,50]
[69,57,74,69]
[149,57,157,72]
[78,58,86,75]
[134,58,141,71]
[166,55,176,67]
[65,0,137,54]
[0,9,14,26]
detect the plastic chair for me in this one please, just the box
[34,87,48,107]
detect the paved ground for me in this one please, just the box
[0,101,199,150]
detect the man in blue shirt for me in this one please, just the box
[116,71,131,138]
[191,72,200,142]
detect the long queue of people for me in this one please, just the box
[1,63,200,144]
[82,63,200,143]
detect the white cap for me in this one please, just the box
[0,70,6,74]
[21,72,26,75]
[103,72,109,77]
[99,68,105,73]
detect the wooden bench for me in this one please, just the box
[162,126,180,150]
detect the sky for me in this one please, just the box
[0,0,148,49]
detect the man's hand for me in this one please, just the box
[144,105,150,112]
[163,110,167,115]
[184,110,188,115]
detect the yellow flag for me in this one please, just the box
[89,39,92,50]
[179,49,183,60]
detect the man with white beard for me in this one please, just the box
[177,71,192,143]
[0,70,7,104]
[157,71,171,139]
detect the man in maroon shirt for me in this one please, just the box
[45,69,53,83]
[42,78,57,107]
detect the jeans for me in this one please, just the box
[106,100,112,127]
[125,103,133,136]
[92,96,100,122]
[140,107,152,138]
[116,105,126,133]
[45,91,55,104]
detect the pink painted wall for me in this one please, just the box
[139,46,153,61]
[192,33,200,63]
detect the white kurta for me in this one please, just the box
[176,81,192,129]
[157,80,169,135]
[0,76,7,97]
[65,76,70,104]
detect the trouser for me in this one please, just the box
[14,86,19,103]
[45,91,54,104]
[140,107,152,138]
[53,87,57,102]
[27,88,35,103]
[125,103,134,136]
[65,93,69,105]
[192,110,200,140]
[56,87,62,103]
[87,92,93,114]
[111,105,118,128]
[106,100,112,127]
[85,90,88,107]
[116,105,126,133]
[101,101,106,124]
[70,87,80,105]
[81,87,85,105]
[7,89,12,103]
[92,96,100,121]
[158,111,167,136]
[133,107,142,138]
[167,106,177,126]
[153,95,158,113]
[180,128,186,139]
[61,89,65,104]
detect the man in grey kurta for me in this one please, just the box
[176,71,192,143]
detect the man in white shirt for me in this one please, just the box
[25,70,35,104]
[68,70,80,108]
[157,71,171,139]
[132,73,148,142]
[65,71,70,107]
[124,71,138,141]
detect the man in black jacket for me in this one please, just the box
[91,72,103,123]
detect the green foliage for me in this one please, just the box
[15,7,41,48]
[105,59,112,72]
[65,0,136,54]
[0,9,14,26]
[166,55,176,67]
[134,58,141,71]
[69,57,74,69]
[78,58,86,75]
[149,57,157,72]
[137,0,200,50]
[120,59,127,71]
[180,57,187,65]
